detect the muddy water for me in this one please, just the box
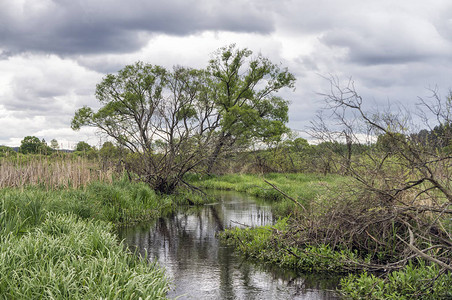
[117,190,340,300]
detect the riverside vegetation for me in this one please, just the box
[2,45,451,299]
[187,80,452,299]
[0,154,209,299]
[194,173,452,299]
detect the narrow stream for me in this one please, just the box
[117,190,340,300]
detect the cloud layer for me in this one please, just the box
[1,0,452,146]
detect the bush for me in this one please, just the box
[340,261,452,299]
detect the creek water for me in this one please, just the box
[117,190,340,300]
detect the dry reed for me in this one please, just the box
[0,155,118,189]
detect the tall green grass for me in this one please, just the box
[0,178,173,229]
[0,213,169,299]
[0,179,174,299]
[340,261,452,299]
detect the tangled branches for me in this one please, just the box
[297,78,452,273]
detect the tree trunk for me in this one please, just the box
[206,140,224,174]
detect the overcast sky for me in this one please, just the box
[1,0,452,148]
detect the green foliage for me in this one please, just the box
[209,45,294,141]
[220,218,359,273]
[340,262,452,299]
[71,106,94,131]
[0,145,15,155]
[0,146,15,159]
[99,142,120,159]
[73,141,98,159]
[0,213,169,299]
[19,136,52,155]
[75,141,92,152]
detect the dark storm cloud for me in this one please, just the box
[0,0,274,55]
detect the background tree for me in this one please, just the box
[72,45,295,193]
[50,139,59,151]
[75,141,92,152]
[0,146,15,157]
[19,136,50,154]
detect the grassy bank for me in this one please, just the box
[188,172,347,216]
[0,178,173,229]
[220,218,363,273]
[0,178,185,299]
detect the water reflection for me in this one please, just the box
[118,191,340,300]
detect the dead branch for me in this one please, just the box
[397,229,452,271]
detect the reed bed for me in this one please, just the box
[0,155,117,189]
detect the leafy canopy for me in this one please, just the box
[72,45,295,192]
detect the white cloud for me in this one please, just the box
[0,54,102,146]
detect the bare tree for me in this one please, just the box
[306,76,452,272]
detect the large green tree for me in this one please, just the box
[205,45,295,172]
[72,45,295,193]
